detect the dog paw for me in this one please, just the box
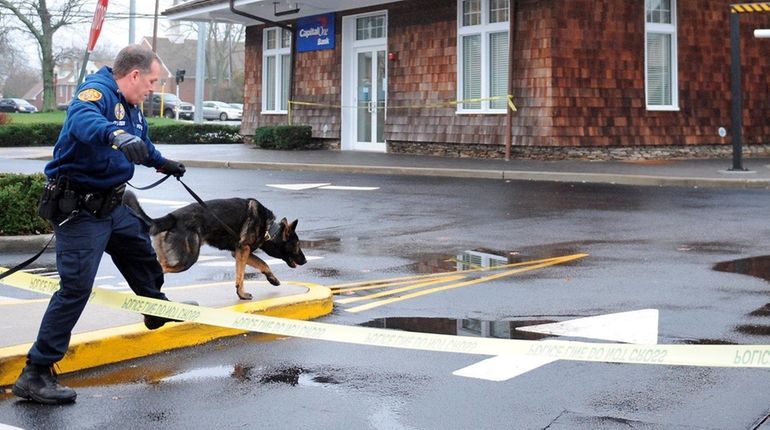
[267,275,280,286]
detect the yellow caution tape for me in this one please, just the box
[3,267,770,368]
[287,95,516,125]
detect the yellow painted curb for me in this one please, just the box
[0,284,332,387]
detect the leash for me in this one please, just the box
[0,176,174,282]
[175,177,242,240]
[0,235,54,281]
[127,174,171,190]
[0,175,262,282]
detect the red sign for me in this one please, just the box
[87,0,109,52]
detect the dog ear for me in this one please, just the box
[280,217,289,240]
[290,219,298,231]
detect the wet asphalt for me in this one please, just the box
[2,159,770,428]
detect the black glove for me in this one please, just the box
[158,159,186,178]
[110,131,148,164]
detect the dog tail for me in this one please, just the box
[123,190,153,224]
[123,190,176,234]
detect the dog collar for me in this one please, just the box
[265,219,282,240]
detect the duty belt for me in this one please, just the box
[81,183,126,217]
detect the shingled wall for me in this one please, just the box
[241,0,770,160]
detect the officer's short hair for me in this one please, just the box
[113,45,160,79]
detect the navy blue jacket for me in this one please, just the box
[44,66,167,192]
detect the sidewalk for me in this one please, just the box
[4,144,770,188]
[2,143,770,387]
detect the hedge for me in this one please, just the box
[0,123,243,146]
[149,124,242,144]
[253,125,312,149]
[0,123,63,147]
[0,173,51,235]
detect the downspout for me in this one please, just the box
[505,0,517,161]
[229,0,296,120]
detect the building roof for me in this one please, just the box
[140,36,199,79]
[163,0,403,24]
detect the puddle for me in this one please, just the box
[359,317,557,341]
[159,365,234,383]
[714,255,770,336]
[300,237,342,251]
[713,255,770,283]
[410,245,585,275]
[677,242,743,254]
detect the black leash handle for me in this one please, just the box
[176,178,241,240]
[127,174,171,190]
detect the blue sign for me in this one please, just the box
[296,13,335,52]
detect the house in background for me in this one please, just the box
[23,61,103,110]
[139,36,196,102]
[163,0,770,160]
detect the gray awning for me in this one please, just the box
[163,0,402,24]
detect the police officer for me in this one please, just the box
[12,45,192,405]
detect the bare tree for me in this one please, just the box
[0,15,26,94]
[206,22,245,102]
[0,0,90,111]
[171,20,246,102]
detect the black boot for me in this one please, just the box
[144,300,199,330]
[12,363,76,405]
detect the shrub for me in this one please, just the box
[0,123,62,147]
[0,122,242,147]
[149,123,242,144]
[253,125,312,150]
[0,112,11,125]
[0,173,51,235]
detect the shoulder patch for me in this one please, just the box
[77,88,103,102]
[114,103,126,120]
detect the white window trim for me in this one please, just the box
[456,0,509,115]
[644,1,679,111]
[262,27,291,114]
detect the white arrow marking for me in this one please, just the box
[453,309,659,381]
[266,183,331,191]
[138,198,191,207]
[453,355,559,381]
[516,309,659,345]
[319,185,380,191]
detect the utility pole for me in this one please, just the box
[194,22,207,123]
[129,0,136,44]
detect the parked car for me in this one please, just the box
[202,101,242,121]
[0,98,38,113]
[143,92,194,120]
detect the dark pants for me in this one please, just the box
[27,204,167,366]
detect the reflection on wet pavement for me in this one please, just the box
[713,255,770,283]
[360,317,556,341]
[714,255,770,337]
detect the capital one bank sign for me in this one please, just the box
[297,13,335,52]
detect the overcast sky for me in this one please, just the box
[13,0,181,68]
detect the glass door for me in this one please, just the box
[355,48,386,150]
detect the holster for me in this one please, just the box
[37,177,76,221]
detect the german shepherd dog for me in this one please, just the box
[123,191,306,300]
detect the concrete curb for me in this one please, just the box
[181,159,770,188]
[0,234,54,253]
[0,284,333,387]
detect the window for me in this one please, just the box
[457,0,509,113]
[263,27,292,113]
[645,0,678,110]
[356,15,386,40]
